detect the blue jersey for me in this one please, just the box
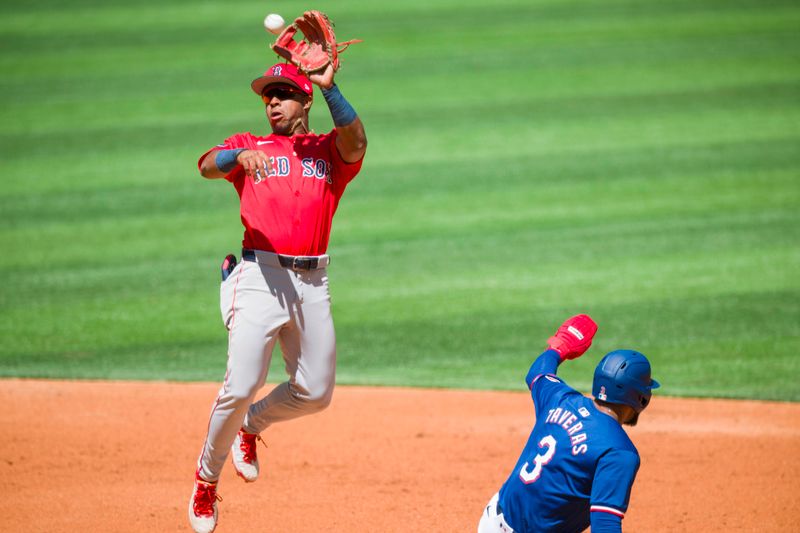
[498,354,640,533]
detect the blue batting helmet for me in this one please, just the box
[592,350,660,413]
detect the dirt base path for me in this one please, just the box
[2,379,799,532]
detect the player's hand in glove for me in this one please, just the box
[547,314,598,361]
[271,10,361,78]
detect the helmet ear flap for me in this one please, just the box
[643,390,653,406]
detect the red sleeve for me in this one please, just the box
[326,129,364,189]
[196,132,258,182]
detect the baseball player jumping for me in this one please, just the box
[478,315,659,533]
[187,54,367,533]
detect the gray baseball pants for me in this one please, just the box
[197,250,336,482]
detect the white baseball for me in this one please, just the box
[264,13,285,34]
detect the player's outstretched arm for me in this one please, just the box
[525,349,562,388]
[331,115,367,163]
[199,149,274,180]
[199,150,234,179]
[525,315,599,388]
[309,64,367,163]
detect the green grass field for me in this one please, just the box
[1,0,798,400]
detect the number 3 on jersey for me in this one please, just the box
[519,435,557,484]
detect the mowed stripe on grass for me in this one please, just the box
[0,0,798,399]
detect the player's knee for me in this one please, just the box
[305,395,332,414]
[310,389,333,411]
[223,382,262,405]
[290,382,333,411]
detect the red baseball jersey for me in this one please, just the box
[198,130,363,256]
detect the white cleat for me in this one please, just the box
[188,473,219,533]
[231,429,260,482]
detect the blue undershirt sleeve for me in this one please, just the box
[215,148,245,173]
[321,84,358,127]
[525,349,562,389]
[590,511,622,533]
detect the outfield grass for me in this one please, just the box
[1,0,798,400]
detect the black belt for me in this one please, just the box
[242,249,324,271]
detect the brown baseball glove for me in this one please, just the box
[271,10,361,75]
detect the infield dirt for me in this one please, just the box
[2,380,798,532]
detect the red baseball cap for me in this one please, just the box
[251,62,313,96]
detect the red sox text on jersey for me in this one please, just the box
[253,156,332,184]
